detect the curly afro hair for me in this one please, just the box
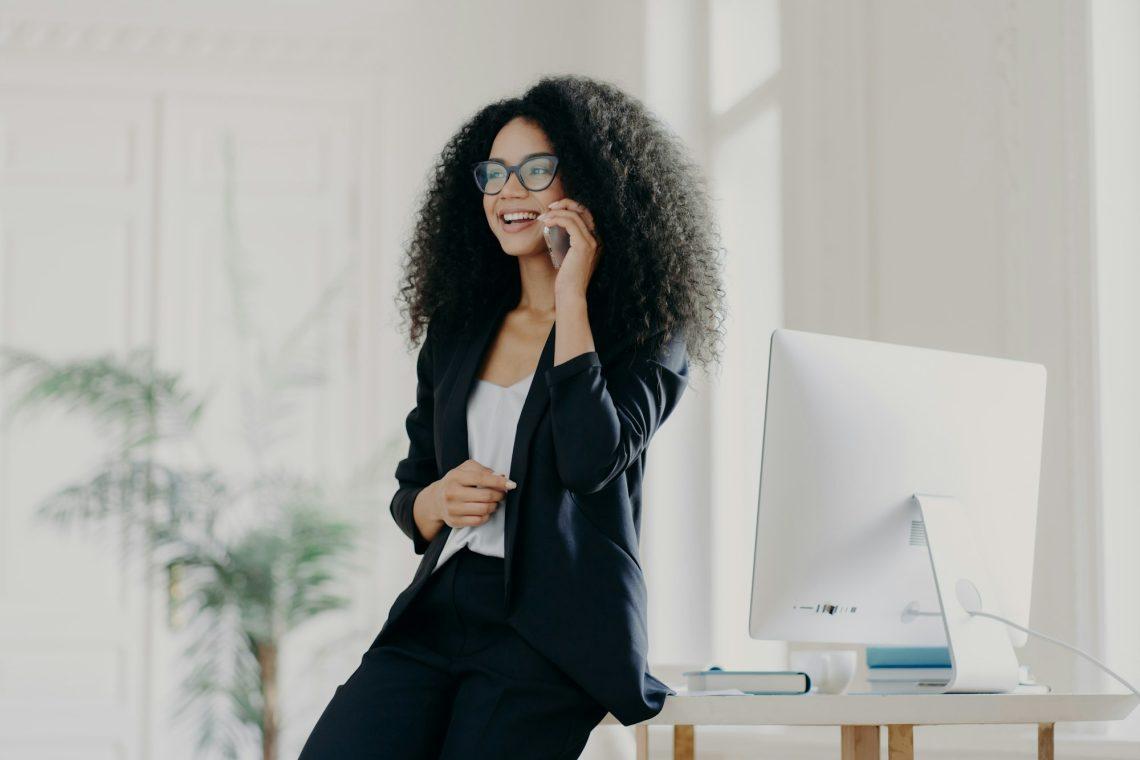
[396,73,726,371]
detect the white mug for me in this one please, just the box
[789,650,858,694]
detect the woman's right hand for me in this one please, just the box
[427,459,517,529]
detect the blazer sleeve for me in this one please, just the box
[544,327,689,495]
[390,321,441,554]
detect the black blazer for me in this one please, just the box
[371,289,690,726]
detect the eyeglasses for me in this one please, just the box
[471,153,560,195]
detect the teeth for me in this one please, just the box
[503,211,538,222]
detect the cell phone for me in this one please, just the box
[542,223,571,269]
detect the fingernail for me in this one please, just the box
[506,480,517,489]
[537,213,549,220]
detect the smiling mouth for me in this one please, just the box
[500,213,540,232]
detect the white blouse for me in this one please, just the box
[432,368,535,573]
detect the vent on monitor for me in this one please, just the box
[794,603,858,615]
[909,520,928,547]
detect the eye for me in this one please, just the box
[522,157,556,176]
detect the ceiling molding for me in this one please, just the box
[0,14,382,69]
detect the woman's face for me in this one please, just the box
[481,116,566,260]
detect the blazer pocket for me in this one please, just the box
[567,489,642,572]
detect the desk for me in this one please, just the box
[600,692,1138,759]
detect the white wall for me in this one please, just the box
[640,0,715,670]
[783,0,1101,699]
[1091,0,1140,739]
[0,13,379,760]
[637,1,1135,757]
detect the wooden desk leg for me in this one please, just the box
[841,725,881,760]
[674,724,695,760]
[888,725,914,760]
[1038,723,1054,760]
[634,724,648,760]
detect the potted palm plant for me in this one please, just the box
[0,133,391,760]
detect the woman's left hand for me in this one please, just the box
[539,198,602,298]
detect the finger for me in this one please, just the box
[474,470,516,491]
[451,513,492,527]
[539,209,595,249]
[468,460,510,484]
[548,198,594,227]
[456,465,509,487]
[452,500,499,517]
[548,199,596,232]
[444,483,502,510]
[458,485,506,502]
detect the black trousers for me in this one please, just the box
[297,546,607,759]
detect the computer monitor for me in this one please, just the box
[749,328,1046,653]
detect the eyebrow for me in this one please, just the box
[486,151,554,164]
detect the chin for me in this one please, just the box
[498,236,536,253]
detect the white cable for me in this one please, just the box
[966,609,1140,697]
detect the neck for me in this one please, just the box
[514,250,558,319]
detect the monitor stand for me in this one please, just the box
[912,493,1021,693]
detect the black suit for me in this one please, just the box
[381,290,690,727]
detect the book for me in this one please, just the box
[866,646,952,669]
[868,667,955,682]
[866,681,951,694]
[866,681,1052,695]
[865,648,1051,694]
[683,667,811,695]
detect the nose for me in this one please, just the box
[500,169,528,197]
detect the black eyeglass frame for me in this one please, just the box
[471,152,561,195]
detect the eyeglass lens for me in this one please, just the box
[475,155,557,194]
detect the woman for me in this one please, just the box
[299,74,724,759]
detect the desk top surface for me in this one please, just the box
[601,692,1139,726]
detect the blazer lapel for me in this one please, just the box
[502,320,555,599]
[437,292,557,598]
